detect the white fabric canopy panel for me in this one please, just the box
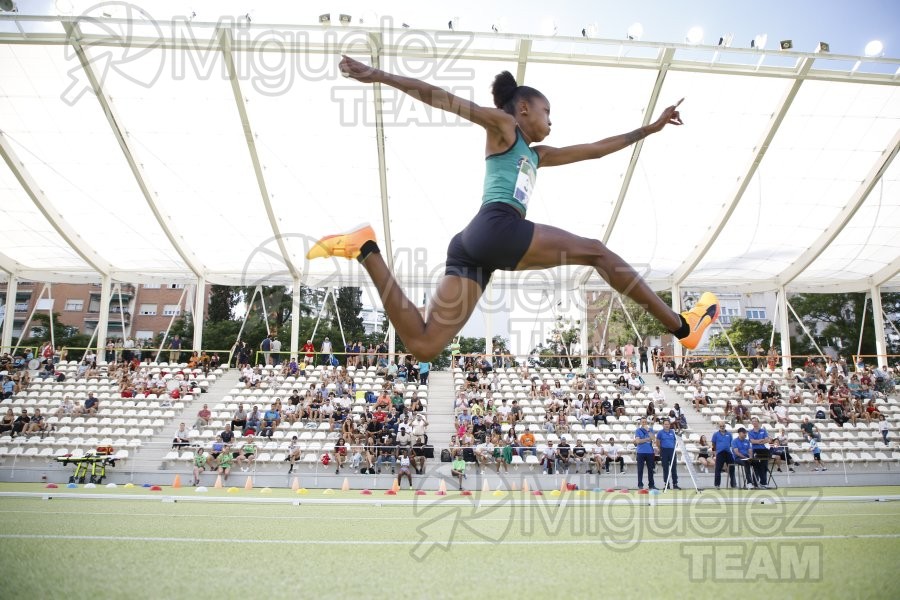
[0,17,897,296]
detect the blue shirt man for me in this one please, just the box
[634,417,656,490]
[731,431,751,460]
[656,420,679,489]
[656,426,677,450]
[748,418,770,452]
[711,426,733,457]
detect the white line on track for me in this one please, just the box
[2,533,899,546]
[0,509,897,522]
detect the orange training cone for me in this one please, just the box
[244,476,253,491]
[214,475,223,489]
[341,477,350,492]
[391,479,400,493]
[511,481,518,491]
[522,480,530,493]
[291,477,300,491]
[482,479,490,493]
[172,474,181,489]
[559,478,568,494]
[438,479,447,494]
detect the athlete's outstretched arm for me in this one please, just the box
[535,99,684,168]
[339,55,511,132]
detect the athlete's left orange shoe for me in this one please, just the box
[678,292,720,350]
[306,224,377,260]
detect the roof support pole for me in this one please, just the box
[368,33,395,269]
[856,295,869,369]
[670,285,683,362]
[484,281,493,361]
[870,285,888,367]
[192,276,206,353]
[289,278,301,361]
[95,275,111,361]
[777,288,792,370]
[785,297,826,361]
[2,276,17,354]
[579,284,589,368]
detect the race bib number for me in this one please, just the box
[513,156,536,207]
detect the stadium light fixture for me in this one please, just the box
[0,0,17,11]
[318,13,331,25]
[815,41,830,53]
[864,40,884,57]
[626,22,643,41]
[339,14,352,26]
[582,23,597,38]
[685,26,703,45]
[717,33,734,47]
[448,16,459,31]
[779,39,793,50]
[750,34,767,50]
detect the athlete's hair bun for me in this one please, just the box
[491,71,519,109]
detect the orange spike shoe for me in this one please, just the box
[306,224,377,260]
[678,292,720,350]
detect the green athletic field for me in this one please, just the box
[1,483,898,599]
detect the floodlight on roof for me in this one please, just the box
[685,26,703,45]
[582,23,597,38]
[318,13,331,24]
[448,16,459,30]
[864,40,884,57]
[779,39,793,50]
[750,34,767,50]
[815,41,830,53]
[626,22,643,41]
[339,14,352,25]
[540,17,558,37]
[0,0,16,12]
[717,33,734,47]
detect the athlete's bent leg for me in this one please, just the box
[362,253,483,361]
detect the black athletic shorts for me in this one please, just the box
[445,202,535,289]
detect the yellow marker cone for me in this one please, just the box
[214,475,223,489]
[172,475,181,489]
[244,476,253,491]
[291,477,300,491]
[260,487,272,494]
[341,477,350,492]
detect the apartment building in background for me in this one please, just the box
[0,281,209,343]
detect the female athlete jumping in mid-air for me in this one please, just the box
[308,55,719,360]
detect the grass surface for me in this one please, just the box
[1,483,898,599]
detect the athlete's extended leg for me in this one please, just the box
[307,225,483,360]
[516,224,718,349]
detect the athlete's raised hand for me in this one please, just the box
[650,98,684,132]
[339,55,382,83]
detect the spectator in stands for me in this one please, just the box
[23,408,48,437]
[194,404,211,429]
[2,376,17,400]
[808,435,826,471]
[172,422,192,450]
[11,408,30,437]
[517,428,536,458]
[712,423,735,488]
[220,423,235,446]
[451,454,467,489]
[557,437,574,474]
[0,407,14,436]
[320,337,332,366]
[634,417,656,489]
[731,427,753,488]
[236,435,257,471]
[769,437,794,473]
[879,414,890,446]
[169,335,182,363]
[696,435,712,473]
[84,392,99,415]
[54,396,75,418]
[217,448,234,482]
[245,405,261,435]
[540,440,557,475]
[773,401,790,426]
[829,398,850,427]
[192,450,209,486]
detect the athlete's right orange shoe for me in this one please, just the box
[678,292,720,350]
[306,224,377,260]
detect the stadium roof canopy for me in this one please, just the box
[1,15,899,295]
